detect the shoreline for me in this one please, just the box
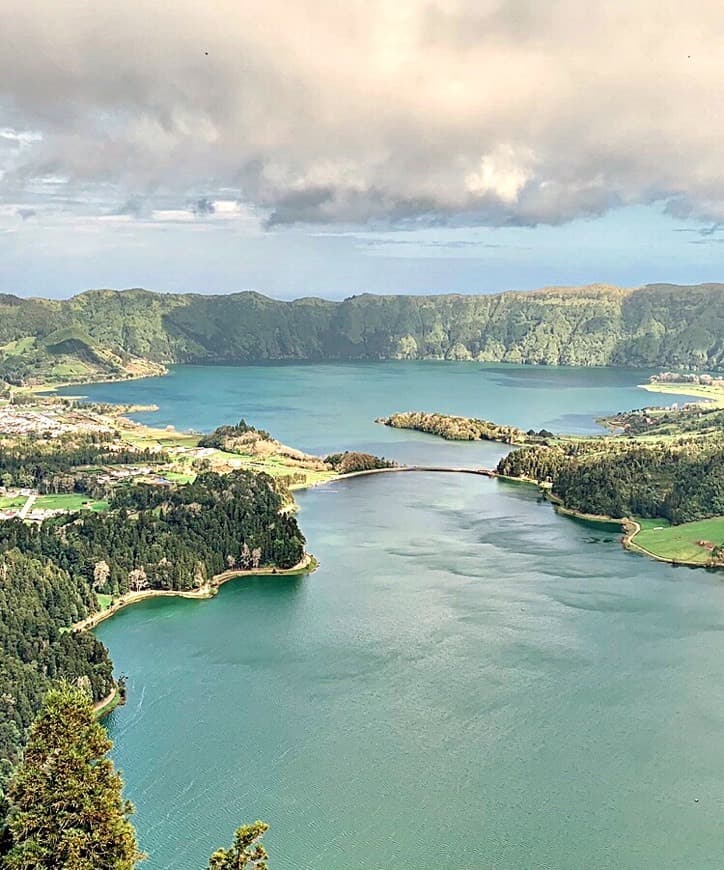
[546,492,624,526]
[25,366,168,396]
[20,369,724,577]
[73,553,317,633]
[321,465,705,569]
[620,520,720,568]
[93,685,122,719]
[497,474,723,569]
[639,381,724,407]
[551,496,724,570]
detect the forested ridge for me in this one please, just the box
[4,282,724,384]
[0,470,305,593]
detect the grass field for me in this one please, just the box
[0,495,27,510]
[0,336,36,356]
[34,494,109,512]
[288,469,338,488]
[162,470,197,483]
[633,516,724,564]
[124,428,200,449]
[96,593,113,611]
[215,450,337,486]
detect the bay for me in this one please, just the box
[65,364,724,869]
[61,361,676,463]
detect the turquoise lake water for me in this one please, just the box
[65,364,724,869]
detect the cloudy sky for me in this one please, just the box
[2,0,724,298]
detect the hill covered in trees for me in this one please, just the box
[497,437,724,526]
[0,549,114,819]
[4,282,724,384]
[0,324,164,386]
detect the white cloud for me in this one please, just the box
[1,0,723,225]
[212,200,242,215]
[150,209,195,223]
[0,128,42,144]
[465,145,534,204]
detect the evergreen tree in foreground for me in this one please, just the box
[208,821,269,869]
[4,682,143,870]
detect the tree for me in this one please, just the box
[93,560,110,591]
[208,821,269,869]
[127,567,148,593]
[4,682,143,870]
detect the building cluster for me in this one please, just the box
[0,404,113,437]
[651,372,724,387]
[96,466,153,485]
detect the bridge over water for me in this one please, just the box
[333,465,498,481]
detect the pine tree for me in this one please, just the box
[4,682,143,869]
[208,821,269,869]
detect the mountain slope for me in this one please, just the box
[2,283,724,384]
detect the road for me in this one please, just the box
[19,493,36,519]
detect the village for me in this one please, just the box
[0,401,114,438]
[0,465,155,522]
[0,390,339,524]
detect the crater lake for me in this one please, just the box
[61,363,724,870]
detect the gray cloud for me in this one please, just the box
[2,1,724,226]
[191,197,215,216]
[114,198,148,219]
[16,207,36,220]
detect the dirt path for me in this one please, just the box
[19,493,36,520]
[93,686,120,716]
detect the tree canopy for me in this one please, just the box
[497,437,724,524]
[3,683,143,869]
[208,822,269,870]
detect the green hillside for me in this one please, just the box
[0,315,166,386]
[2,282,724,384]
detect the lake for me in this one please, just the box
[65,364,724,869]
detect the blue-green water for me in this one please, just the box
[71,365,724,869]
[63,362,673,461]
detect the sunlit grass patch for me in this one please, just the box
[34,494,109,513]
[634,516,724,563]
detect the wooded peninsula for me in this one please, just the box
[0,390,397,845]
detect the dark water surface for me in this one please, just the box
[73,365,724,869]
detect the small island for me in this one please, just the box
[376,411,553,445]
